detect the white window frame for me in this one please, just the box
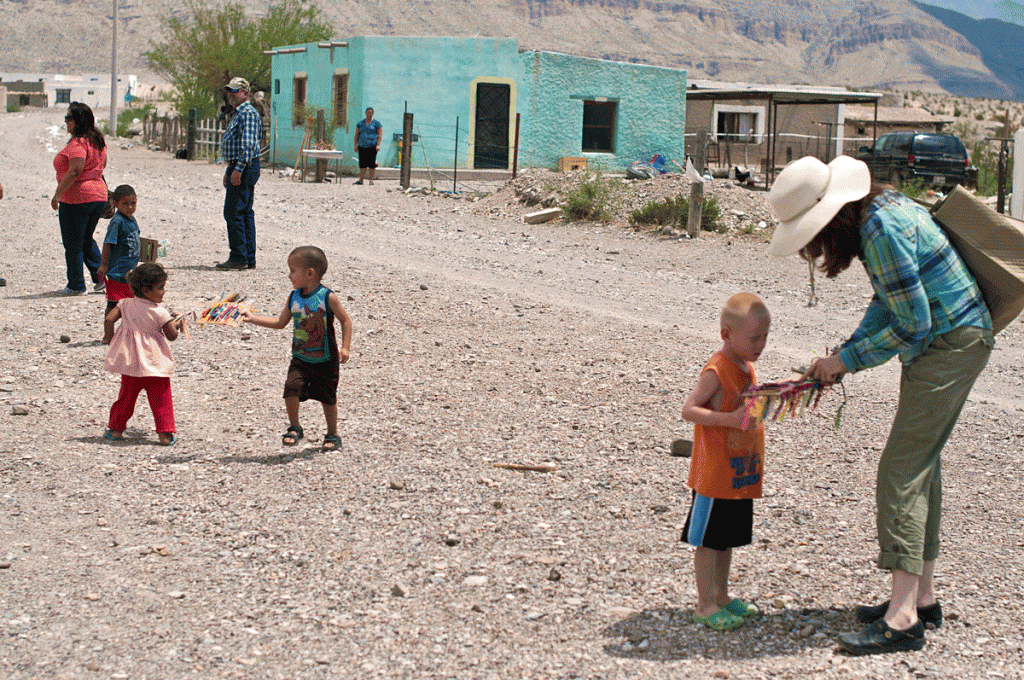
[713,104,765,144]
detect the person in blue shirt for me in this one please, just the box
[97,184,140,318]
[217,77,262,270]
[353,107,382,185]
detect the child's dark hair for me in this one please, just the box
[290,245,328,278]
[127,262,168,297]
[112,184,136,201]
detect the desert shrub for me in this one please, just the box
[628,193,723,232]
[7,104,21,113]
[116,104,155,137]
[976,112,985,120]
[953,105,962,117]
[900,177,926,199]
[561,171,615,222]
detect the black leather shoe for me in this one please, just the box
[838,619,925,656]
[215,260,247,270]
[855,600,942,628]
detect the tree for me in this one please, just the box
[146,0,333,118]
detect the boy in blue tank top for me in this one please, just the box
[244,246,352,451]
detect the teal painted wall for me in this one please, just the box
[520,51,687,170]
[269,38,687,172]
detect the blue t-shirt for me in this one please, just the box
[356,119,382,148]
[289,285,337,363]
[102,212,140,282]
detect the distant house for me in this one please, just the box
[684,80,882,177]
[265,36,688,173]
[0,73,138,110]
[841,105,952,153]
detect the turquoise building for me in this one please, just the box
[266,36,687,173]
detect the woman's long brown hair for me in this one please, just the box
[799,186,887,278]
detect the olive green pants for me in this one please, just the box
[876,326,993,575]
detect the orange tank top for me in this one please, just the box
[687,351,764,499]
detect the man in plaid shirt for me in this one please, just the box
[217,77,262,270]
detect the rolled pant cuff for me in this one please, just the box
[877,551,924,575]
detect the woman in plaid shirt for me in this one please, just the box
[768,156,993,656]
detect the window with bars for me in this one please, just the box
[333,74,348,129]
[292,74,307,127]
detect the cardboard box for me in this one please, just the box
[139,237,164,263]
[932,186,1024,333]
[557,156,588,172]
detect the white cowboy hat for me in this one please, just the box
[767,156,871,257]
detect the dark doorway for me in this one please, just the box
[474,83,510,169]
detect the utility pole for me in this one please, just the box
[109,0,118,137]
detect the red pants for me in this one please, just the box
[108,375,175,433]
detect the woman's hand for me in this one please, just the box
[51,196,60,211]
[806,354,848,385]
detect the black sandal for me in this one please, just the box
[282,425,303,446]
[322,433,342,452]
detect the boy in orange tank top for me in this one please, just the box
[680,292,770,630]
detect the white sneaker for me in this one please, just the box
[94,280,106,293]
[60,287,88,296]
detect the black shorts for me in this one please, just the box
[358,146,378,169]
[681,491,753,550]
[283,357,339,405]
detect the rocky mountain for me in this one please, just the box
[1,0,1021,101]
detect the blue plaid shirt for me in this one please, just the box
[839,191,991,372]
[221,100,262,172]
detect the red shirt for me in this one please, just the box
[54,137,107,204]
[687,351,765,499]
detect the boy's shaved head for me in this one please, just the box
[289,245,328,278]
[721,292,770,330]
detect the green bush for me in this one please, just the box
[629,193,723,232]
[899,177,926,199]
[561,171,615,222]
[116,104,155,137]
[6,104,21,113]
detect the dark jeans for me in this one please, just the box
[223,159,260,265]
[58,201,104,291]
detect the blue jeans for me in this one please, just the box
[223,160,260,265]
[58,201,104,291]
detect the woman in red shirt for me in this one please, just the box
[52,102,108,295]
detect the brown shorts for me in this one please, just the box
[283,357,339,405]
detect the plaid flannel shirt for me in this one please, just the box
[221,100,261,172]
[839,191,991,372]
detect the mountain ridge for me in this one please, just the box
[1,0,1021,101]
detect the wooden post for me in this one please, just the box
[400,112,413,189]
[512,113,521,179]
[186,109,197,160]
[997,137,1008,214]
[315,109,326,183]
[688,129,707,237]
[453,116,459,193]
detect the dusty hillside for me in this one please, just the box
[1,0,1021,100]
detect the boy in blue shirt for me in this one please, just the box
[243,246,353,452]
[97,185,140,313]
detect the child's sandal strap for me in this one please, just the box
[282,426,303,446]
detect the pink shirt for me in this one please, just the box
[104,298,175,378]
[54,137,107,204]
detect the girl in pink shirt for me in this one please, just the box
[102,263,182,445]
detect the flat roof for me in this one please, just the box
[686,80,882,104]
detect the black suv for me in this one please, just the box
[858,131,968,191]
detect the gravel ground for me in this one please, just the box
[2,108,1024,680]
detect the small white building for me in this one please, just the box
[0,72,138,109]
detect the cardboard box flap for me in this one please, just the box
[931,185,1024,334]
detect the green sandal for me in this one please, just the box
[694,607,744,631]
[282,425,303,446]
[322,433,342,452]
[725,598,759,617]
